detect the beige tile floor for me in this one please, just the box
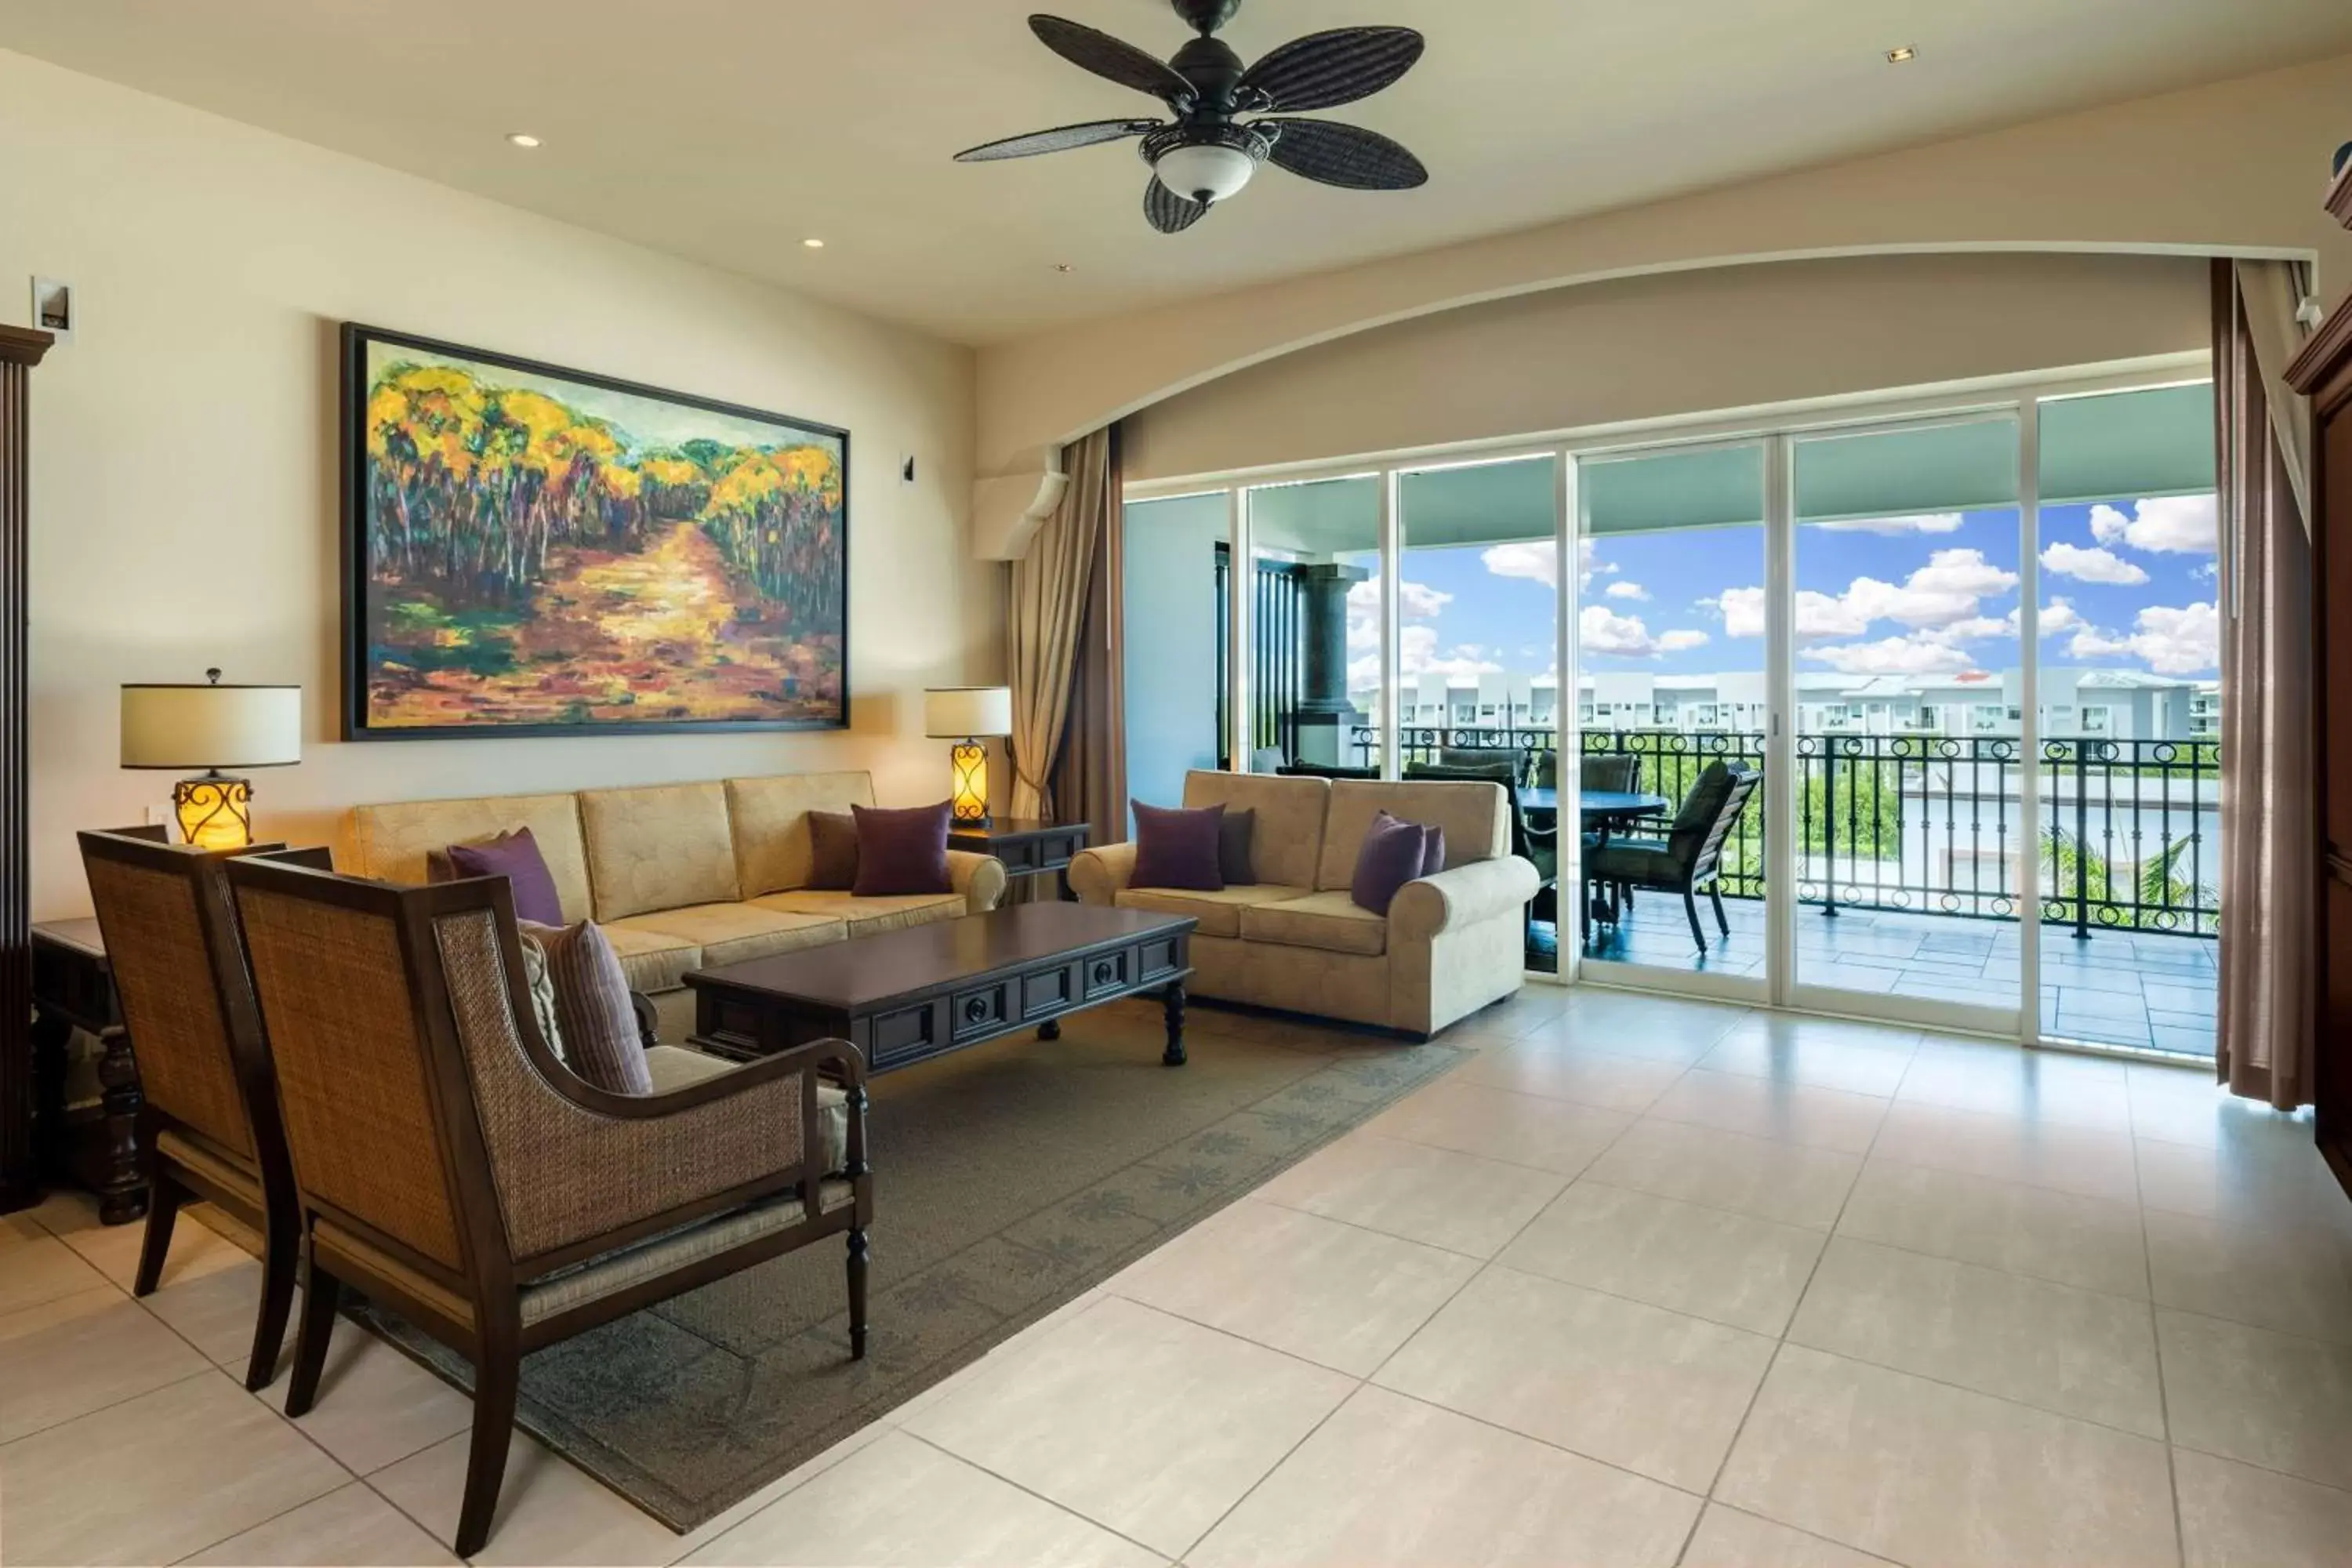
[5,983,2352,1566]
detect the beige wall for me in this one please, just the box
[1123,252,2211,481]
[982,51,2352,474]
[0,50,996,920]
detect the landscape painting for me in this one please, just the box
[342,325,847,739]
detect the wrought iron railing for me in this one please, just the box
[1343,723,2220,935]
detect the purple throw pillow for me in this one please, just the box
[447,828,565,927]
[1352,811,1429,915]
[807,810,860,891]
[851,801,953,896]
[1421,826,1447,877]
[1132,802,1225,891]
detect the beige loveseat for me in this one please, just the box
[1068,771,1537,1037]
[345,771,1006,1044]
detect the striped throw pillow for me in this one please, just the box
[518,919,653,1095]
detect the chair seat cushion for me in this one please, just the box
[1240,889,1389,956]
[1115,883,1312,938]
[608,904,846,971]
[518,1182,854,1328]
[1587,838,1679,884]
[598,923,702,995]
[751,890,965,935]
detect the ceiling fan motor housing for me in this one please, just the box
[1171,0,1244,35]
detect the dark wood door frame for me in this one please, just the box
[0,323,55,1214]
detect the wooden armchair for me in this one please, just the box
[75,830,329,1391]
[223,857,872,1558]
[1584,761,1761,955]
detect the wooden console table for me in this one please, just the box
[31,918,146,1223]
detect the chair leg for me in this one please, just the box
[1708,885,1730,938]
[284,1261,340,1417]
[243,1214,300,1391]
[456,1345,520,1560]
[848,1227,870,1361]
[1683,889,1708,955]
[132,1174,183,1298]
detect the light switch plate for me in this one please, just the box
[31,277,72,343]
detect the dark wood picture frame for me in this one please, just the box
[339,322,851,742]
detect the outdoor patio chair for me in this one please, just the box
[1276,760,1380,779]
[1583,760,1761,955]
[1438,746,1528,781]
[1405,759,1556,938]
[223,855,872,1558]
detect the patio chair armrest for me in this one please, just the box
[1390,856,1541,942]
[1069,841,1138,905]
[949,851,1008,913]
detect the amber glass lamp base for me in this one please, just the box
[173,771,253,850]
[949,741,989,827]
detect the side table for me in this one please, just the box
[31,918,146,1223]
[949,818,1091,902]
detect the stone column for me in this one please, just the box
[1293,562,1369,767]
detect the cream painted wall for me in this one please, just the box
[982,51,2352,474]
[0,50,996,920]
[1123,252,2211,481]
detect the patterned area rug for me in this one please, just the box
[356,996,1466,1531]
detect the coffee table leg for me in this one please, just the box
[1037,1018,1062,1041]
[1162,982,1187,1067]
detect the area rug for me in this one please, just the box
[354,996,1466,1530]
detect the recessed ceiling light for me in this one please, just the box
[802,238,826,249]
[506,132,542,147]
[1054,263,1074,274]
[1886,45,1916,63]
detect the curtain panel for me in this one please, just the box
[1007,426,1120,823]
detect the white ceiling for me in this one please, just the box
[6,0,2350,345]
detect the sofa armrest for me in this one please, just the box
[1390,855,1541,942]
[948,850,1007,912]
[1068,841,1138,905]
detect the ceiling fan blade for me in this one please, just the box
[1029,15,1194,105]
[1259,118,1428,190]
[1145,177,1209,234]
[1236,27,1423,113]
[954,118,1161,162]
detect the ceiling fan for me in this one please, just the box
[953,0,1427,233]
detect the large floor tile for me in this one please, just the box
[1696,1016,1922,1097]
[1454,1037,1690,1112]
[2125,1068,2277,1149]
[1497,1180,1826,1334]
[0,1287,212,1442]
[0,1232,111,1316]
[0,1370,347,1567]
[1716,1345,2178,1568]
[1679,1504,1898,1568]
[1871,1100,2140,1204]
[1363,1077,1634,1174]
[1835,1158,2150,1299]
[262,1324,475,1475]
[181,1481,462,1566]
[1644,1068,1890,1155]
[1252,1131,1567,1257]
[902,1296,1352,1559]
[1187,1385,1698,1568]
[1894,1039,2134,1133]
[140,1254,297,1373]
[1788,1236,2165,1438]
[1584,1119,1862,1230]
[2135,1131,2351,1232]
[53,1203,252,1293]
[2172,1446,2352,1568]
[684,1429,1160,1567]
[367,1424,681,1566]
[2159,1308,2352,1491]
[2144,1207,2352,1345]
[1374,1265,1773,1491]
[1526,989,1751,1065]
[1108,1197,1476,1376]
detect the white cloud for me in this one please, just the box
[1812,513,1965,535]
[1657,629,1712,652]
[1353,626,1505,688]
[1802,636,1980,676]
[1711,549,2019,642]
[1346,576,1450,655]
[1604,580,1650,601]
[2002,598,2084,637]
[1926,615,2013,645]
[1483,540,1555,590]
[2041,542,2149,585]
[2067,601,2220,676]
[2088,495,2217,554]
[1580,606,1712,659]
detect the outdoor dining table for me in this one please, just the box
[1519,788,1673,933]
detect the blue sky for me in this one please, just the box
[1348,496,2220,688]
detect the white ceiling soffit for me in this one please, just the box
[4,0,2350,344]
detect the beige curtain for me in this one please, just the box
[1051,441,1128,843]
[1007,426,1115,820]
[2215,259,2318,1109]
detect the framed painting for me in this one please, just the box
[340,323,848,739]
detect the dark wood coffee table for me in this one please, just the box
[684,903,1196,1073]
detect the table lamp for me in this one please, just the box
[924,685,1013,827]
[121,669,303,849]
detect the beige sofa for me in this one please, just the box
[345,771,1007,1044]
[1069,771,1537,1037]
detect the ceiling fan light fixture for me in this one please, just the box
[1152,141,1257,205]
[1886,45,1917,63]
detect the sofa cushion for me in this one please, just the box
[725,773,877,897]
[598,924,701,995]
[1317,780,1507,891]
[1115,883,1312,939]
[606,903,844,971]
[1240,890,1389,956]
[579,782,741,921]
[347,793,593,923]
[752,890,966,935]
[1178,770,1329,891]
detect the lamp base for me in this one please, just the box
[949,740,990,829]
[174,771,253,851]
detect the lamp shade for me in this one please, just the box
[122,679,303,769]
[924,685,1012,739]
